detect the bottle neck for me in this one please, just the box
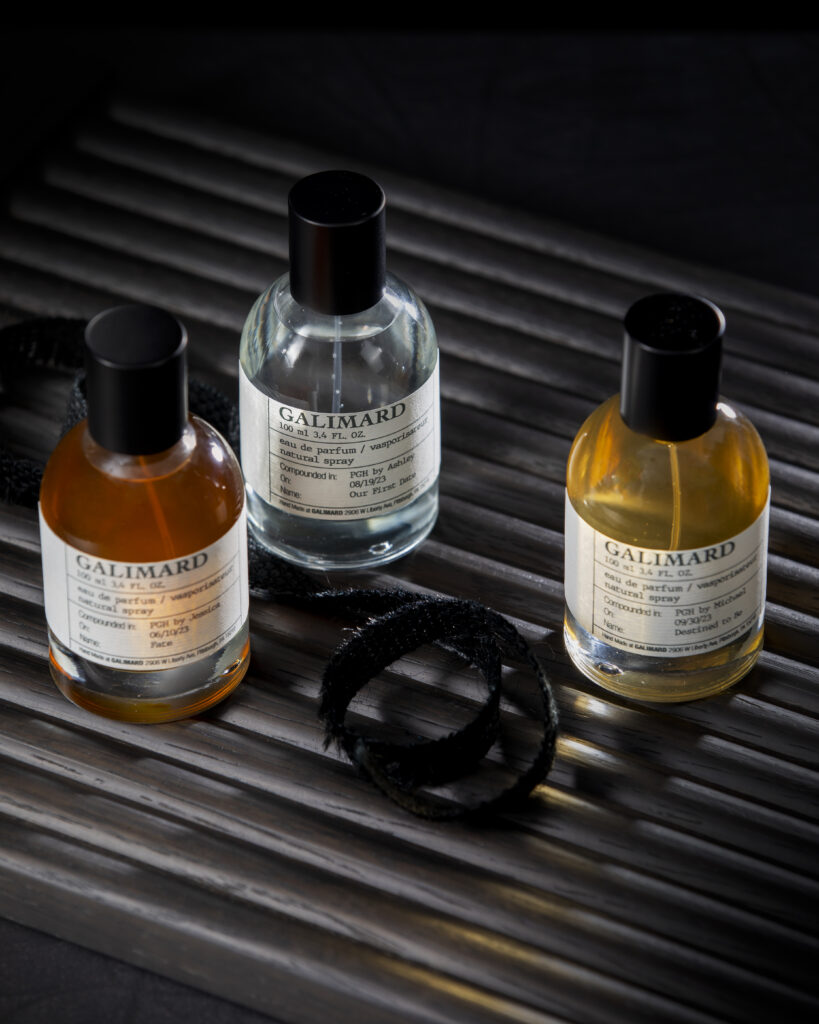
[81,418,197,482]
[275,272,401,341]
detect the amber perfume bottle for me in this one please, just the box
[39,305,250,723]
[564,294,770,702]
[239,169,440,569]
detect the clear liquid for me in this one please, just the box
[245,480,438,569]
[564,396,770,702]
[239,272,440,569]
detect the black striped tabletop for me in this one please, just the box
[1,97,817,1024]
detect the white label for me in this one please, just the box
[39,507,249,670]
[564,492,769,657]
[240,358,440,521]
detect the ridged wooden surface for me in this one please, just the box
[1,98,818,1024]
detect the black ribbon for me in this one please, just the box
[1,316,559,819]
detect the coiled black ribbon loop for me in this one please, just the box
[317,594,559,819]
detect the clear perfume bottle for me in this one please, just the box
[564,294,770,702]
[39,305,250,723]
[239,170,440,569]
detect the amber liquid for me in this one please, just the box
[39,416,250,722]
[565,396,770,701]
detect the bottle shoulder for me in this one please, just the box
[241,271,433,338]
[568,395,768,469]
[566,395,769,547]
[40,417,244,559]
[239,272,437,409]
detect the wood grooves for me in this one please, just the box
[0,98,817,1024]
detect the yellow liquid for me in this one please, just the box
[564,396,770,702]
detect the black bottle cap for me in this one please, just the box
[620,294,725,442]
[288,169,386,315]
[84,304,188,454]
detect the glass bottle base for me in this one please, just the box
[47,624,251,723]
[246,483,438,570]
[563,608,763,703]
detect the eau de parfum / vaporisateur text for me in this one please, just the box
[564,294,770,702]
[39,305,250,723]
[239,169,440,569]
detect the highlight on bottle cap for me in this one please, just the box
[620,293,725,442]
[288,169,387,315]
[84,304,188,455]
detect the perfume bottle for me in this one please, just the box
[564,294,770,702]
[239,169,440,569]
[39,305,250,723]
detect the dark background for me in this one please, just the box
[1,26,817,1024]
[3,30,819,295]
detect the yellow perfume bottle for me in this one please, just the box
[564,294,770,702]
